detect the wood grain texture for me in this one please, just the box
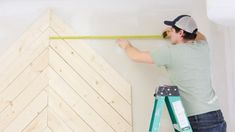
[0,10,132,132]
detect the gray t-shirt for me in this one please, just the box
[150,40,220,116]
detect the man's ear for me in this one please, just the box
[179,30,185,38]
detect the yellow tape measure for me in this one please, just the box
[49,35,163,40]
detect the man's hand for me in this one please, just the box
[116,39,154,64]
[116,39,131,49]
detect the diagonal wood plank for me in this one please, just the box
[0,10,50,67]
[0,29,50,93]
[48,108,73,132]
[22,106,48,132]
[42,127,53,132]
[0,67,48,130]
[50,30,132,125]
[48,67,115,132]
[3,90,48,132]
[49,47,132,130]
[48,87,94,132]
[49,13,132,104]
[0,10,133,132]
[0,49,48,112]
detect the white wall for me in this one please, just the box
[0,0,232,131]
[207,1,235,130]
[223,27,235,131]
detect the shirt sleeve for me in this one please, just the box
[150,46,171,67]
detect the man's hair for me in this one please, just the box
[172,25,197,40]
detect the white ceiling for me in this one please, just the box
[207,0,235,27]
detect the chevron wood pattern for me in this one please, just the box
[0,10,132,132]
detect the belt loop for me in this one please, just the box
[195,114,198,122]
[216,110,221,121]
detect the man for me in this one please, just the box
[117,15,227,132]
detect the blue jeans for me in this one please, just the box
[188,110,227,132]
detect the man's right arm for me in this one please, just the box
[196,32,207,41]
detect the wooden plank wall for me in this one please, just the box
[0,10,132,132]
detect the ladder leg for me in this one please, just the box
[149,96,165,132]
[166,96,193,132]
[165,97,179,132]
